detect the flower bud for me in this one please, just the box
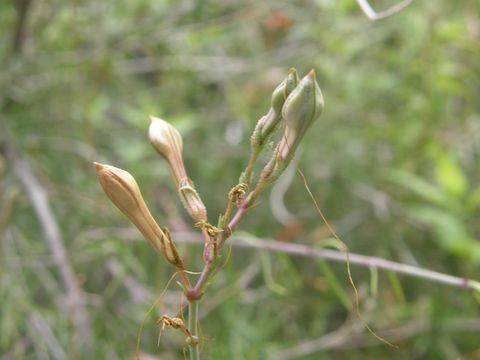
[259,69,324,185]
[149,116,187,187]
[94,162,182,267]
[270,68,300,116]
[277,69,324,161]
[149,116,208,223]
[251,69,300,150]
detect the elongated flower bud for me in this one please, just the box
[278,69,324,160]
[149,116,187,187]
[243,69,300,185]
[149,116,208,223]
[260,69,324,184]
[251,68,300,150]
[270,68,300,117]
[94,162,184,268]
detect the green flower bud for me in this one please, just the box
[260,69,324,185]
[270,68,299,115]
[277,69,324,161]
[252,68,300,149]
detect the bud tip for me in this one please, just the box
[94,162,104,172]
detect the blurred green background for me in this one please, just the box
[1,0,479,359]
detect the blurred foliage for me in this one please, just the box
[1,0,480,359]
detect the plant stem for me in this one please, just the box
[244,151,260,186]
[186,179,294,352]
[176,232,479,293]
[190,204,249,299]
[188,301,200,360]
[189,179,269,301]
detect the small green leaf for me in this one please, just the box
[260,251,287,295]
[435,152,467,197]
[382,168,452,208]
[410,206,480,259]
[466,186,480,211]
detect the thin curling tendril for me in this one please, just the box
[296,167,399,350]
[277,114,398,349]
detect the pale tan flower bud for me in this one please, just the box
[148,116,208,223]
[149,116,187,187]
[94,162,183,268]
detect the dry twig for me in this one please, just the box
[356,0,414,21]
[83,227,480,293]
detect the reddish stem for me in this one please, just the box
[188,197,252,299]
